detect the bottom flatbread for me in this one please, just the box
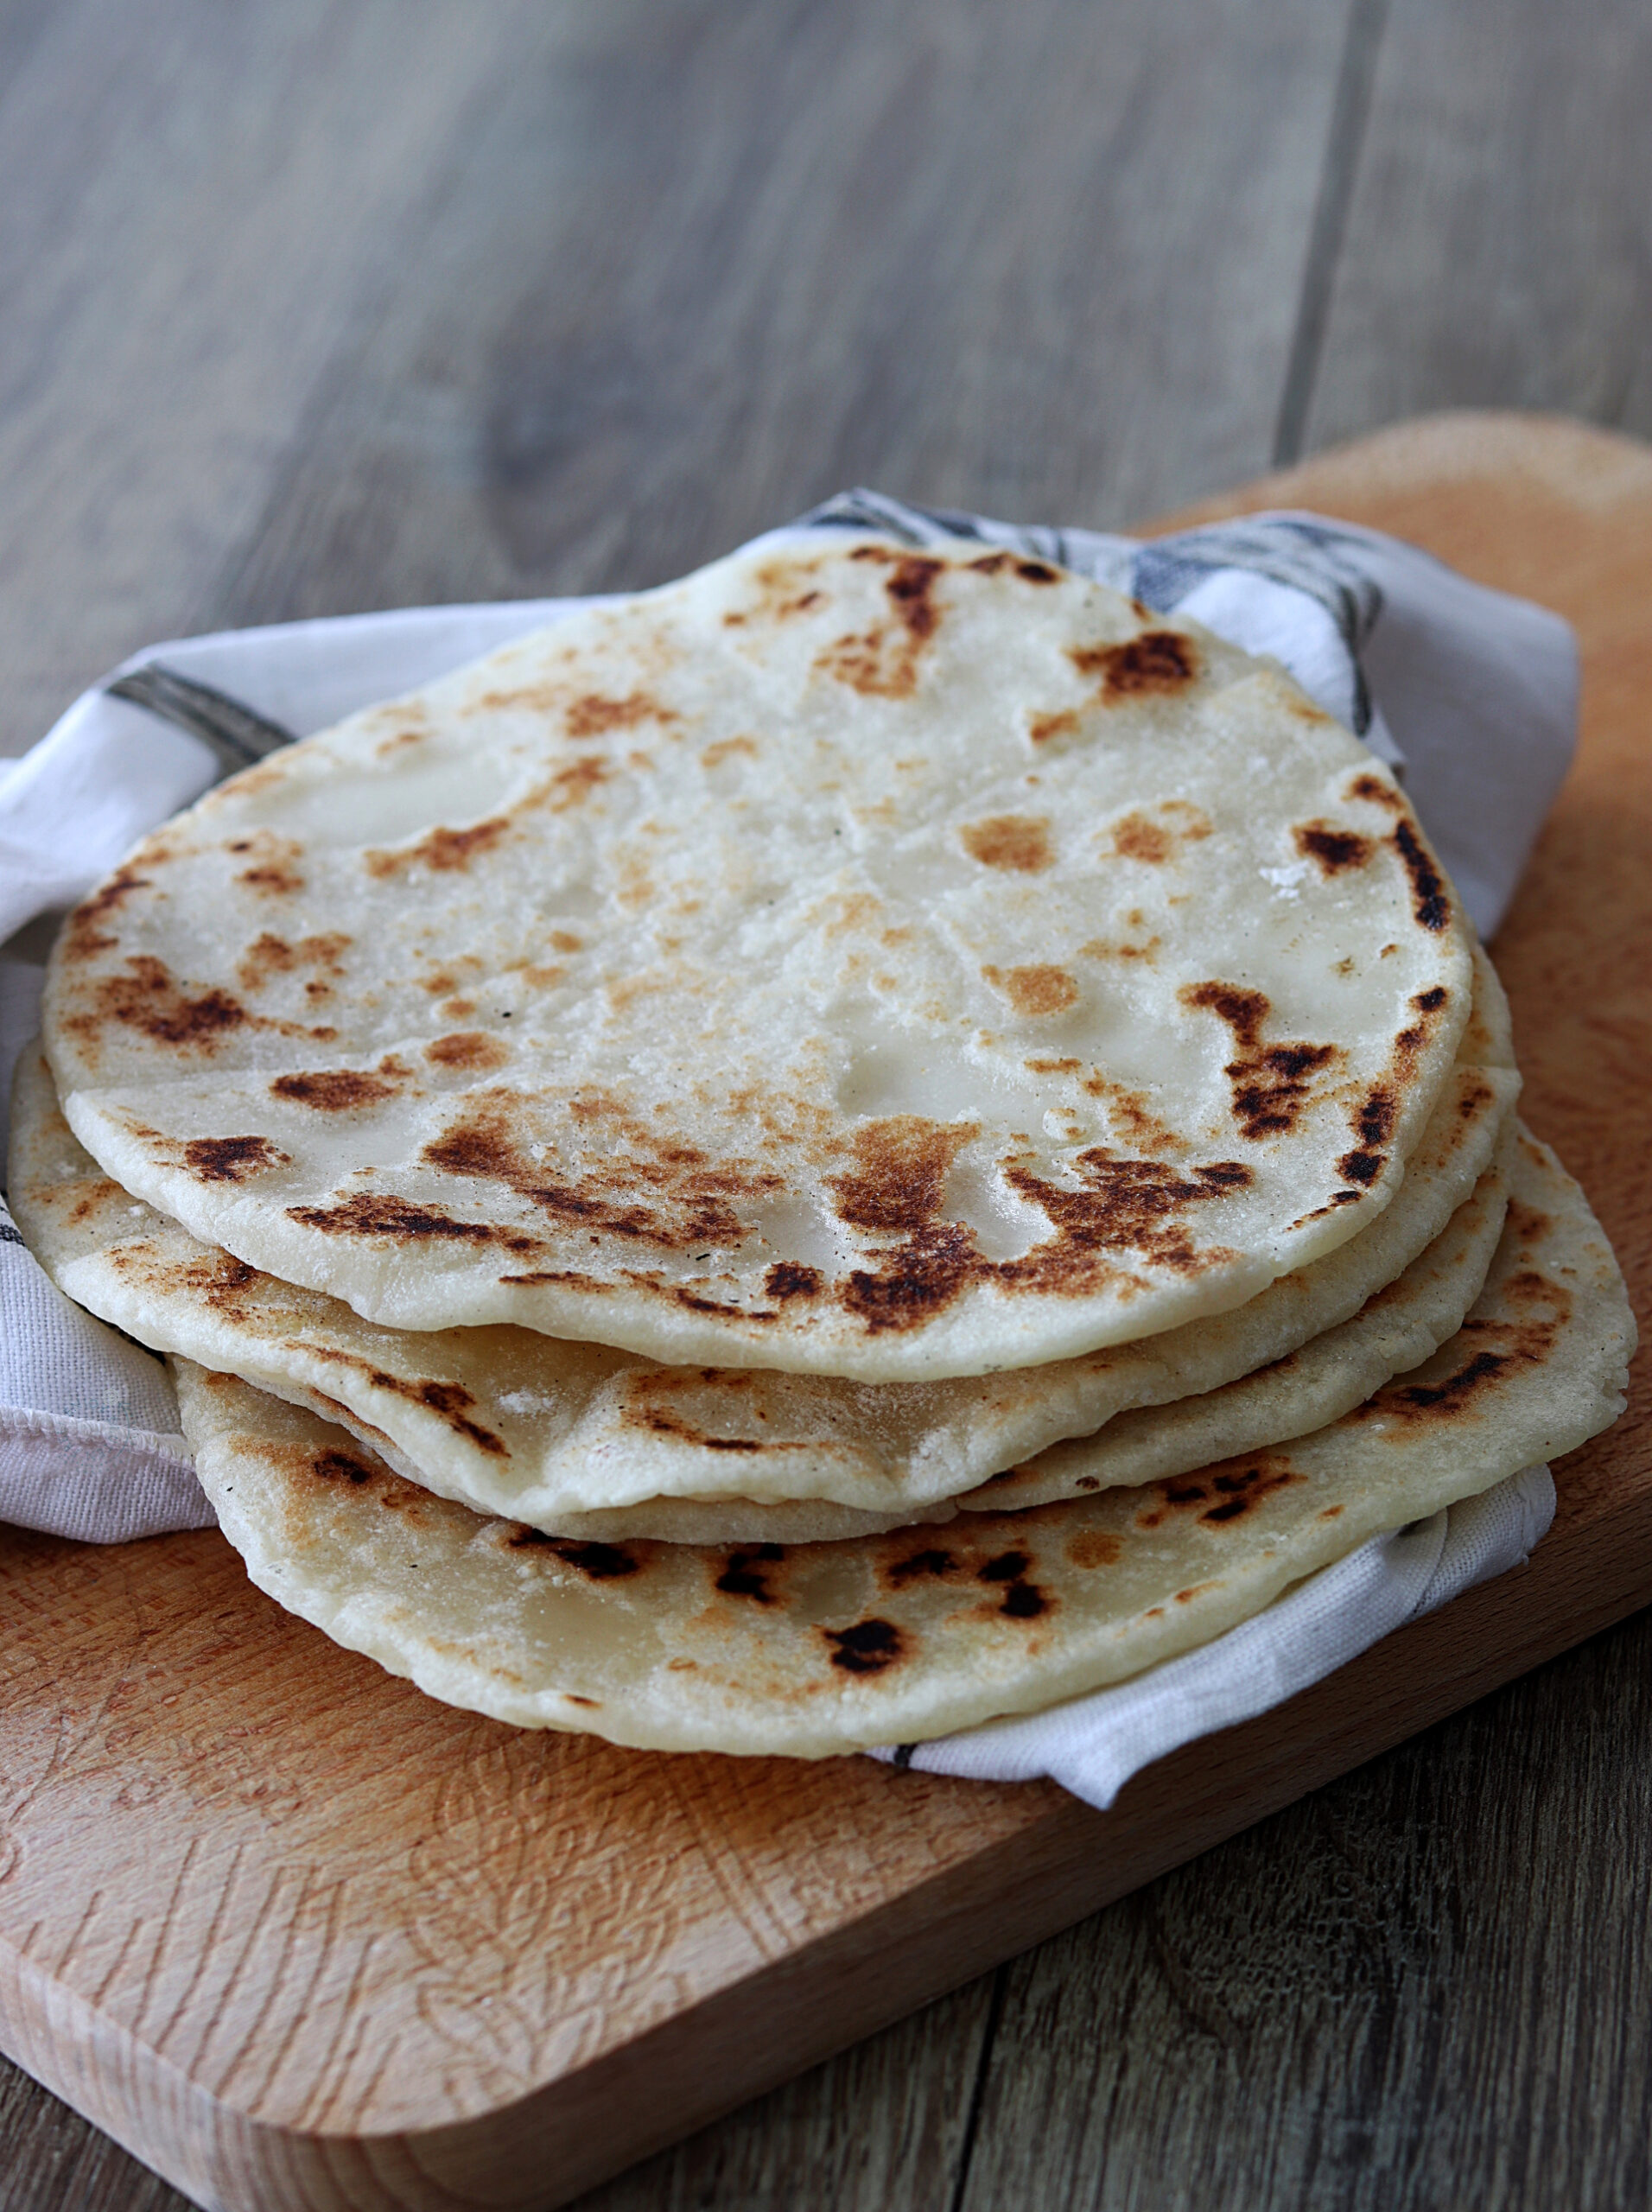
[176,1131,1632,1759]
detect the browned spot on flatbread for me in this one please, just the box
[883,1547,963,1589]
[232,835,306,896]
[1179,981,1338,1141]
[271,1067,402,1111]
[1106,803,1212,863]
[1389,817,1452,931]
[702,736,758,769]
[1027,709,1080,745]
[365,819,511,879]
[828,1117,979,1234]
[816,555,945,698]
[304,1352,509,1459]
[1134,1453,1300,1529]
[498,1267,613,1293]
[620,1398,766,1453]
[983,963,1078,1016]
[1078,933,1160,964]
[884,555,944,641]
[715,1544,787,1603]
[425,1031,510,1072]
[975,1548,1054,1620]
[287,1192,534,1247]
[841,1147,1250,1335]
[167,1251,257,1301]
[547,754,611,811]
[823,1618,905,1674]
[766,1261,822,1300]
[71,956,248,1053]
[61,862,153,961]
[1293,820,1374,875]
[271,1440,434,1517]
[1339,1079,1396,1185]
[842,1222,981,1334]
[65,1178,124,1225]
[1069,629,1198,697]
[1078,1072,1188,1155]
[960,816,1053,872]
[308,1446,376,1486]
[423,1095,781,1251]
[1366,1264,1572,1422]
[373,726,426,757]
[181,1135,289,1183]
[1067,1530,1122,1568]
[566,691,677,739]
[237,931,351,994]
[1109,812,1175,863]
[1336,984,1452,1185]
[968,553,1061,582]
[1347,772,1404,810]
[507,1529,642,1578]
[1379,1348,1516,1413]
[1001,1154,1251,1289]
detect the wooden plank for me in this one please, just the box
[1302,0,1652,457]
[204,0,1350,632]
[0,414,1646,2212]
[958,1605,1652,2212]
[0,0,543,759]
[571,1977,996,2212]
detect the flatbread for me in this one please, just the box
[10,969,1515,1528]
[46,532,1471,1380]
[175,1128,1633,1757]
[507,1132,1515,1541]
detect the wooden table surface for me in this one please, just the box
[2,3,1649,2205]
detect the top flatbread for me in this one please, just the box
[45,533,1471,1380]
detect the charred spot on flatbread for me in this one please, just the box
[823,1618,905,1675]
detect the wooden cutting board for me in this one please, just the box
[3,411,1648,2212]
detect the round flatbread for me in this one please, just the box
[491,1133,1515,1541]
[47,532,1471,1380]
[10,963,1515,1529]
[174,1129,1633,1757]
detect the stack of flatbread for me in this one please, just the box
[10,534,1634,1757]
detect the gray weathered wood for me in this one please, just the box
[204,0,1347,635]
[3,0,1652,2206]
[1304,0,1652,454]
[0,0,543,756]
[953,1611,1652,2212]
[572,1974,995,2212]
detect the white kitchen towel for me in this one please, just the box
[0,494,1578,1796]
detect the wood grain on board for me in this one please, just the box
[0,412,1648,2212]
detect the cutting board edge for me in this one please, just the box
[1146,406,1652,530]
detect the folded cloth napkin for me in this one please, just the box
[0,493,1577,1798]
